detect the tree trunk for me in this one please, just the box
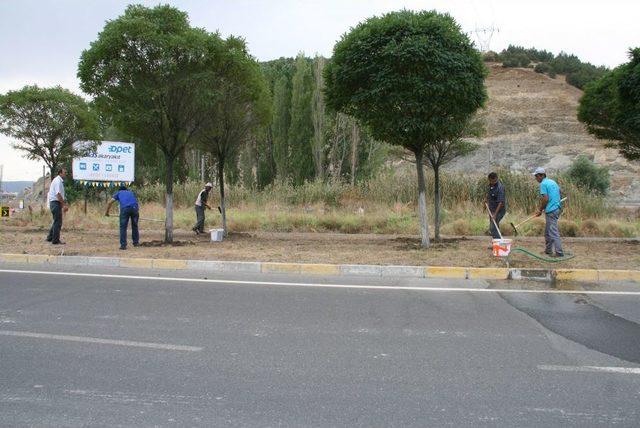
[434,165,441,242]
[415,150,430,248]
[217,153,227,236]
[164,154,174,243]
[350,122,359,186]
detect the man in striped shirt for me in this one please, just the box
[192,182,213,235]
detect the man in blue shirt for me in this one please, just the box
[533,167,564,257]
[105,185,140,250]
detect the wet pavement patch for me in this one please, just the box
[500,292,640,364]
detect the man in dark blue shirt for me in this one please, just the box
[485,172,506,239]
[105,185,140,250]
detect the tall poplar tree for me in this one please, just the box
[288,54,315,184]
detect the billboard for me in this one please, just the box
[72,141,135,183]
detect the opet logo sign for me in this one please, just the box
[108,145,132,154]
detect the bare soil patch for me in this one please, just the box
[1,226,638,270]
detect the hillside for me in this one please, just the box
[1,181,33,194]
[448,63,640,206]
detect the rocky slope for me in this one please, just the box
[448,63,640,206]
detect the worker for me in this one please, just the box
[532,167,564,257]
[105,184,139,250]
[485,171,506,240]
[46,167,69,245]
[192,182,213,235]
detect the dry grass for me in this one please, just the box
[5,201,639,239]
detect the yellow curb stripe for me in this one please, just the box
[556,269,599,282]
[1,254,29,263]
[426,266,467,279]
[119,258,154,268]
[468,268,509,280]
[261,263,301,274]
[28,255,53,264]
[598,270,640,282]
[152,259,187,270]
[298,264,341,275]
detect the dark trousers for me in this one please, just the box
[119,206,139,248]
[46,201,63,243]
[489,209,505,239]
[193,205,205,233]
[545,209,564,255]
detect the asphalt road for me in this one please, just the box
[1,263,640,427]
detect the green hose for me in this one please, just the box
[510,247,575,262]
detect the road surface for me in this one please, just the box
[1,263,640,427]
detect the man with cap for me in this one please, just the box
[105,184,140,250]
[192,182,213,235]
[532,167,564,257]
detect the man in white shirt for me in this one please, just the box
[46,167,69,245]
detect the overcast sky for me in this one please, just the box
[1,0,638,181]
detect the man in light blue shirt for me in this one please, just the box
[533,167,564,257]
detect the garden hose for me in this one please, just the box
[511,247,575,262]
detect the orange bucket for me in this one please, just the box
[492,239,512,257]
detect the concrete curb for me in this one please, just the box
[1,253,639,283]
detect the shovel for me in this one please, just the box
[485,203,503,240]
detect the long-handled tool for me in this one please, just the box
[485,203,503,239]
[106,215,164,223]
[510,197,567,236]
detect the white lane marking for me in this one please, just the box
[538,365,640,374]
[0,330,202,352]
[1,268,640,296]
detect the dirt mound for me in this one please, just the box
[447,63,640,207]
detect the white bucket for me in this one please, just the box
[492,239,512,257]
[210,228,224,242]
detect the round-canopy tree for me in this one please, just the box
[78,4,225,243]
[325,10,487,247]
[0,85,100,178]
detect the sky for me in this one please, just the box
[1,0,638,182]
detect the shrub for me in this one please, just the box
[559,220,579,237]
[580,219,601,236]
[603,221,635,238]
[534,63,551,74]
[525,217,546,236]
[566,65,608,90]
[483,51,499,62]
[502,53,530,68]
[565,156,610,195]
[452,219,471,235]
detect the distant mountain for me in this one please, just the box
[1,181,34,194]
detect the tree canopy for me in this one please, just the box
[78,4,227,242]
[324,10,487,246]
[0,85,100,177]
[578,48,640,161]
